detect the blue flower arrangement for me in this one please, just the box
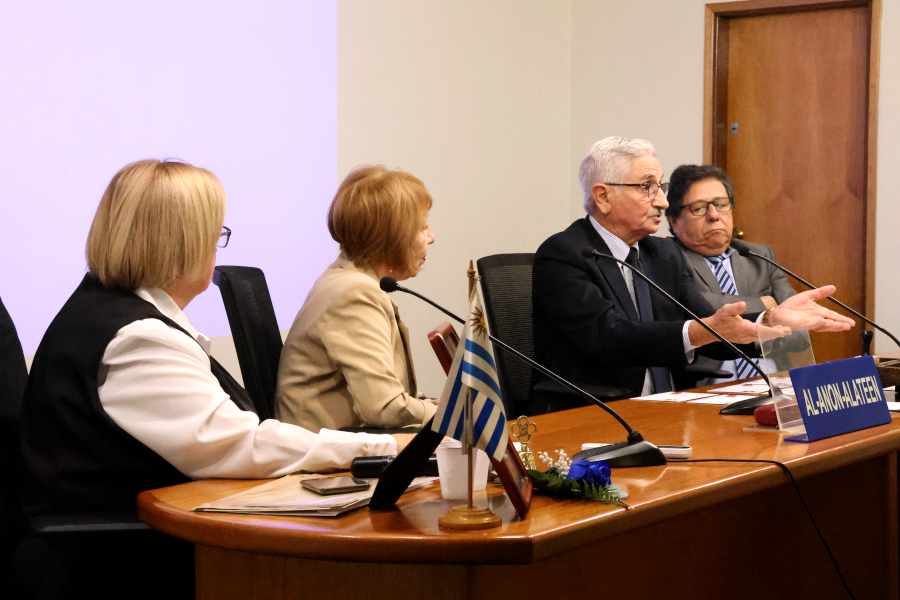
[528,458,628,506]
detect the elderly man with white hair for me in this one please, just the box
[528,136,853,415]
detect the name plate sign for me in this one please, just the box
[786,356,891,443]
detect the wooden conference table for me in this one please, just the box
[138,389,900,600]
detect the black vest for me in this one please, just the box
[19,274,255,517]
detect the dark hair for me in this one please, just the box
[664,164,735,218]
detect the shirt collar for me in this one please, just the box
[589,214,637,263]
[705,247,735,262]
[133,287,211,354]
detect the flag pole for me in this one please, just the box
[466,261,476,511]
[438,261,502,530]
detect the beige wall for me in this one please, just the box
[569,0,711,227]
[338,0,573,395]
[249,0,894,399]
[26,2,894,401]
[570,0,898,354]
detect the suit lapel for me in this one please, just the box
[391,301,418,397]
[686,248,721,292]
[730,251,755,294]
[672,238,720,292]
[580,219,640,321]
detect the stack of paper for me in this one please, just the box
[688,394,759,405]
[193,474,435,518]
[631,391,716,402]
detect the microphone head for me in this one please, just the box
[581,246,597,259]
[730,240,751,257]
[379,277,399,293]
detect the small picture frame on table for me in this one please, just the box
[370,418,532,519]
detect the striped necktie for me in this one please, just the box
[705,252,759,380]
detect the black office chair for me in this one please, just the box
[213,266,283,422]
[476,254,537,417]
[427,322,459,376]
[0,296,28,598]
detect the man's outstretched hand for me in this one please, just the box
[692,301,791,346]
[768,286,855,332]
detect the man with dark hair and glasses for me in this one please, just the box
[666,164,798,381]
[529,137,853,414]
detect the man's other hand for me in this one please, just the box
[768,285,855,332]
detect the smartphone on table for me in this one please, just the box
[300,476,371,495]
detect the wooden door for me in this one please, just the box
[705,1,879,364]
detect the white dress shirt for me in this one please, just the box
[96,287,397,478]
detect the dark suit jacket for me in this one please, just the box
[530,217,756,413]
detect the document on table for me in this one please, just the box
[688,394,758,405]
[193,474,435,517]
[710,381,771,394]
[631,391,717,402]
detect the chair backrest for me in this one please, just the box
[476,253,535,418]
[212,266,283,422]
[0,297,27,594]
[0,296,27,442]
[427,322,459,376]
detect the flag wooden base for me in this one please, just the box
[438,505,502,530]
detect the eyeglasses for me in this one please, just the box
[217,226,231,248]
[680,198,734,217]
[604,181,670,199]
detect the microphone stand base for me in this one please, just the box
[571,440,667,468]
[719,393,774,416]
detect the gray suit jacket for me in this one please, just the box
[674,238,797,312]
[672,237,798,378]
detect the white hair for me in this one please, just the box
[579,136,657,214]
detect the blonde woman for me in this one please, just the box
[17,160,407,598]
[277,166,437,432]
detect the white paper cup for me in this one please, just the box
[435,440,490,499]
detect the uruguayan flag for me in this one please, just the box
[431,286,508,461]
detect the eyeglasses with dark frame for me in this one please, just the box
[603,181,670,199]
[680,198,734,217]
[217,226,232,248]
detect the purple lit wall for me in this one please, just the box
[0,2,338,354]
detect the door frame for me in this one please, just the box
[702,0,881,316]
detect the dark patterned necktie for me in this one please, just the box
[705,253,760,380]
[625,247,672,393]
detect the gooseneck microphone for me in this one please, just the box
[581,246,785,416]
[351,455,439,478]
[379,276,666,468]
[730,239,900,350]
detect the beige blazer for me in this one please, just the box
[276,253,437,432]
